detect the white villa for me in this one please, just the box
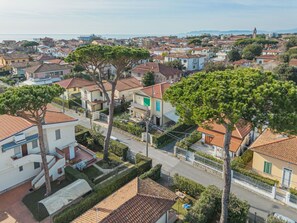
[0,105,95,193]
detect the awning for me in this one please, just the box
[2,134,38,152]
[164,110,179,123]
[39,179,92,215]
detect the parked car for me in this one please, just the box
[110,136,120,142]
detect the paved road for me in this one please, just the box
[58,106,297,221]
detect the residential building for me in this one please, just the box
[256,55,278,65]
[0,106,79,193]
[72,177,177,223]
[21,63,71,85]
[250,129,297,189]
[233,59,252,68]
[164,54,206,71]
[262,49,282,56]
[192,47,215,60]
[0,53,29,67]
[81,77,142,112]
[11,61,41,76]
[56,78,94,100]
[130,82,178,126]
[197,120,254,158]
[131,62,182,84]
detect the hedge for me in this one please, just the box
[153,123,195,148]
[65,166,94,188]
[140,164,162,181]
[113,119,144,137]
[266,215,287,223]
[109,140,129,161]
[185,185,250,223]
[173,174,205,199]
[231,149,253,169]
[135,153,153,175]
[52,97,70,108]
[195,151,224,164]
[176,131,202,150]
[54,167,138,223]
[75,129,91,147]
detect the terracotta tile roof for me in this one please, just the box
[0,115,34,141]
[56,78,94,89]
[25,63,70,74]
[72,178,177,223]
[0,105,76,141]
[132,62,182,78]
[197,120,252,153]
[36,54,55,61]
[166,53,205,59]
[233,59,252,65]
[256,55,277,60]
[1,53,29,60]
[115,77,142,92]
[140,82,171,99]
[84,82,112,92]
[250,129,288,148]
[44,59,63,64]
[289,59,297,67]
[250,129,297,164]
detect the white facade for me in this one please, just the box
[81,87,110,112]
[164,55,205,71]
[0,119,78,193]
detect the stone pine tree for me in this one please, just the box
[0,85,65,196]
[164,68,297,223]
[66,45,149,161]
[142,71,155,87]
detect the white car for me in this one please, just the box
[110,136,120,142]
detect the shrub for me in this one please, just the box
[195,151,224,164]
[140,164,162,181]
[65,166,94,188]
[176,131,202,150]
[113,119,144,137]
[153,123,195,148]
[173,174,205,199]
[290,188,297,196]
[75,129,91,147]
[266,215,287,223]
[135,153,153,175]
[54,167,138,223]
[109,140,129,161]
[101,101,131,115]
[185,185,250,223]
[52,97,70,108]
[231,149,253,169]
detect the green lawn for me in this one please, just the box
[172,199,188,217]
[96,152,123,169]
[83,165,103,180]
[22,179,74,221]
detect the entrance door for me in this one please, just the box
[21,144,28,156]
[282,168,292,188]
[156,117,161,126]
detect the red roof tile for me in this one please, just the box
[56,78,94,89]
[132,62,182,78]
[140,82,171,99]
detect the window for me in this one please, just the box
[32,140,38,149]
[183,60,187,63]
[57,168,63,174]
[263,161,272,174]
[143,98,150,107]
[156,100,161,112]
[14,146,21,156]
[19,166,23,172]
[73,87,77,91]
[34,162,40,169]
[55,129,61,140]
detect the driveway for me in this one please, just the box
[0,183,50,223]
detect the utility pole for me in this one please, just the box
[146,120,149,157]
[62,94,65,113]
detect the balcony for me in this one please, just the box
[11,153,55,167]
[130,102,149,111]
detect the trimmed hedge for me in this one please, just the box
[185,185,250,223]
[135,153,153,175]
[52,97,82,109]
[176,131,202,150]
[54,167,138,223]
[140,164,162,181]
[65,166,94,188]
[153,123,195,148]
[109,140,129,161]
[266,215,287,223]
[231,149,253,169]
[113,119,145,137]
[173,174,205,199]
[53,97,70,108]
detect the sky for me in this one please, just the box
[0,0,297,35]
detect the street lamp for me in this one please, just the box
[144,108,151,157]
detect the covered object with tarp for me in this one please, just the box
[39,179,92,215]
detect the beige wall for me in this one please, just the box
[252,152,297,189]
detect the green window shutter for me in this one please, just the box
[263,161,272,174]
[144,98,150,107]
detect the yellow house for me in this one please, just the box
[0,53,29,67]
[250,129,297,189]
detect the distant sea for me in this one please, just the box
[0,34,160,42]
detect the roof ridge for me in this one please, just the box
[251,136,295,149]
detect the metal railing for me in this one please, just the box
[233,171,273,194]
[289,193,297,204]
[194,153,223,172]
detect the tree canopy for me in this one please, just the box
[142,71,155,87]
[22,41,39,48]
[188,38,202,46]
[165,60,185,71]
[227,49,241,62]
[164,68,297,135]
[242,44,263,60]
[235,38,278,47]
[204,62,234,73]
[273,63,297,85]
